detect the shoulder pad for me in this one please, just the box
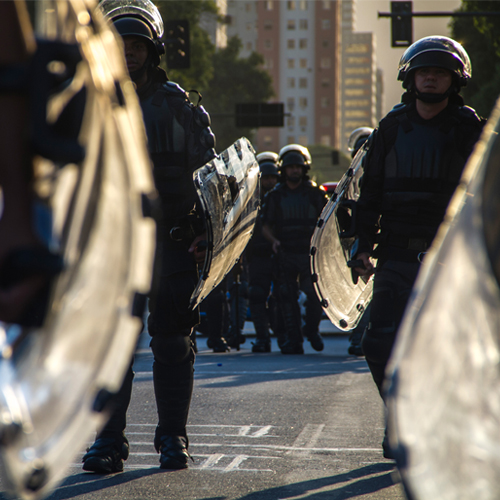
[385,102,410,118]
[455,105,483,124]
[162,81,189,98]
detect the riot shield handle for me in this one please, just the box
[338,199,357,238]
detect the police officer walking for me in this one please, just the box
[246,152,280,352]
[83,0,216,472]
[261,145,328,354]
[352,36,485,457]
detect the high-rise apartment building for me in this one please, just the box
[226,0,341,152]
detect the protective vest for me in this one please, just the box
[263,181,327,253]
[138,80,216,221]
[379,103,481,238]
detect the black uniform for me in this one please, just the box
[357,99,484,393]
[86,69,215,467]
[261,180,328,351]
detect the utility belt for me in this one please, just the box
[382,234,431,253]
[156,214,204,243]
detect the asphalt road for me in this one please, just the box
[1,324,407,500]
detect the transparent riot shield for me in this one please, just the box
[310,147,374,331]
[190,137,260,309]
[385,99,500,500]
[0,2,155,499]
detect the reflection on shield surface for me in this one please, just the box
[310,147,374,331]
[190,137,259,309]
[386,98,500,500]
[0,2,155,499]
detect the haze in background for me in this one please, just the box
[355,0,461,115]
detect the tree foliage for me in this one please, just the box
[451,1,500,118]
[201,36,275,151]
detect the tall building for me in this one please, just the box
[226,0,341,152]
[339,0,381,154]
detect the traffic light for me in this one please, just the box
[164,20,190,69]
[391,1,412,47]
[235,103,284,128]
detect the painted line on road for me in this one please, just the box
[287,424,325,457]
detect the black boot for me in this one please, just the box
[250,303,271,353]
[227,325,246,350]
[82,434,129,473]
[207,336,230,352]
[304,329,324,351]
[152,353,194,469]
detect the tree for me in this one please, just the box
[157,1,217,91]
[202,36,275,151]
[451,1,500,118]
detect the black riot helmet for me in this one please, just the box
[98,0,165,66]
[278,144,312,173]
[398,36,471,103]
[256,152,280,177]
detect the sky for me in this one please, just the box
[354,0,462,116]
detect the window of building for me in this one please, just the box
[345,99,370,107]
[287,135,296,144]
[263,20,273,30]
[321,115,331,126]
[245,2,252,12]
[246,41,253,51]
[299,116,307,127]
[346,121,368,129]
[265,1,274,10]
[346,67,371,75]
[321,78,330,87]
[320,135,331,147]
[299,58,307,68]
[322,1,331,9]
[322,19,331,29]
[299,77,308,88]
[298,135,308,146]
[288,77,296,89]
[299,1,308,11]
[264,39,273,50]
[320,57,331,69]
[287,97,295,110]
[287,19,296,30]
[287,1,295,10]
[264,135,273,145]
[287,58,295,69]
[246,22,253,31]
[345,78,370,86]
[345,88,368,96]
[346,43,369,53]
[287,116,296,128]
[299,39,307,49]
[347,56,371,64]
[263,58,273,69]
[345,110,370,118]
[321,97,330,108]
[299,19,308,29]
[322,40,329,48]
[287,39,296,49]
[299,97,308,108]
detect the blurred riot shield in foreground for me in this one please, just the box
[0,1,155,498]
[310,146,374,331]
[385,98,500,500]
[190,137,259,309]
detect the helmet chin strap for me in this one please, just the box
[414,87,453,104]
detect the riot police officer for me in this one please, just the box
[83,0,216,472]
[352,36,485,457]
[246,152,280,353]
[346,127,374,357]
[261,145,328,354]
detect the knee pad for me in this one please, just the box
[150,334,193,366]
[361,326,396,365]
[248,285,268,304]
